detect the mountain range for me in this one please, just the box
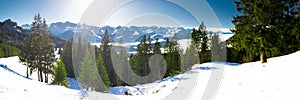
[1,19,233,49]
[41,21,232,43]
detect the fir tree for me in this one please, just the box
[20,14,55,82]
[51,58,69,87]
[77,49,100,91]
[96,53,110,88]
[61,37,74,77]
[231,0,299,63]
[153,38,162,54]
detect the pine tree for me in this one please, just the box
[100,29,116,86]
[181,40,199,72]
[61,37,74,77]
[199,22,209,63]
[165,34,181,77]
[231,0,299,63]
[153,38,162,54]
[78,49,100,91]
[51,58,69,87]
[96,53,110,87]
[20,14,55,82]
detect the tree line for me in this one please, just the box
[59,21,225,92]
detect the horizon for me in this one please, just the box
[0,0,237,29]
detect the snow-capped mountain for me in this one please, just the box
[23,21,233,46]
[45,22,200,43]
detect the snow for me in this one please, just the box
[133,31,140,35]
[1,51,300,99]
[0,57,82,100]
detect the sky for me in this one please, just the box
[0,0,237,28]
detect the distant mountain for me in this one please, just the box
[46,22,196,43]
[45,21,233,44]
[20,21,233,49]
[1,19,65,48]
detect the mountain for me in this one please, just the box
[0,19,29,49]
[46,21,233,44]
[0,19,65,48]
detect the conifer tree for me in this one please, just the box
[61,37,74,77]
[78,49,100,91]
[231,0,299,63]
[20,14,55,82]
[153,38,162,54]
[96,53,110,87]
[51,58,69,87]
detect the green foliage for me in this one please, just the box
[210,33,226,62]
[61,37,74,77]
[78,49,104,91]
[230,0,300,63]
[153,38,162,54]
[191,21,210,63]
[133,35,150,78]
[164,34,181,77]
[100,29,116,86]
[51,59,69,87]
[19,14,55,82]
[0,43,20,58]
[181,41,199,72]
[96,53,110,87]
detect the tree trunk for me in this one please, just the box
[39,70,43,82]
[45,73,48,83]
[260,50,267,63]
[38,69,40,82]
[45,66,48,83]
[26,66,29,78]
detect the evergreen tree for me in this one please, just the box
[133,35,150,83]
[20,14,55,82]
[51,58,69,87]
[78,49,102,91]
[100,29,116,86]
[181,40,198,72]
[211,33,225,61]
[153,38,162,54]
[199,22,209,63]
[231,0,299,63]
[96,53,110,87]
[61,37,74,77]
[164,34,181,77]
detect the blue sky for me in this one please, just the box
[0,0,237,28]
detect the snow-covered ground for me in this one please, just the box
[1,51,300,100]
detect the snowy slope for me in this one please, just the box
[0,57,82,100]
[1,51,300,100]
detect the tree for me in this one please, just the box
[61,37,74,77]
[51,58,69,87]
[153,38,162,54]
[199,22,209,63]
[96,53,110,88]
[231,0,299,63]
[211,33,225,61]
[20,14,55,82]
[164,34,181,77]
[191,21,210,63]
[100,29,116,86]
[77,49,100,91]
[133,35,149,77]
[181,38,198,72]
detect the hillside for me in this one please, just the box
[0,19,66,48]
[1,51,300,99]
